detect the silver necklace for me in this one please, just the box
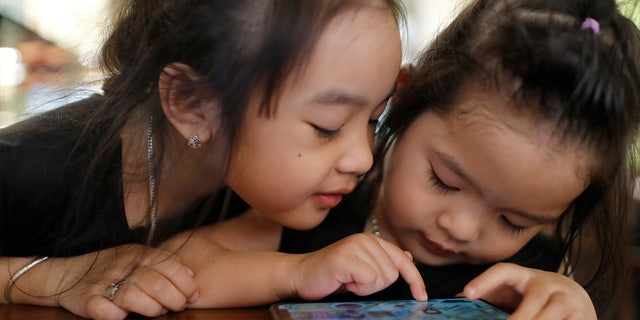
[370,215,380,237]
[146,116,158,245]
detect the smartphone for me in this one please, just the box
[270,298,509,319]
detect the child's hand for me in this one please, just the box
[290,233,427,301]
[57,244,198,319]
[463,262,596,320]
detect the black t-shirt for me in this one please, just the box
[0,97,244,257]
[280,195,563,300]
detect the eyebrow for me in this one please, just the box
[435,150,479,190]
[509,208,558,224]
[434,151,558,224]
[311,85,396,108]
[311,89,369,107]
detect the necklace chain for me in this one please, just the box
[370,215,380,237]
[146,116,158,245]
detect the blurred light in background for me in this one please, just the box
[403,0,467,61]
[0,0,107,127]
[0,0,110,69]
[0,47,25,86]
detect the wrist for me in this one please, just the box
[273,253,303,300]
[4,256,50,305]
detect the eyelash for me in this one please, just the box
[428,169,459,195]
[499,216,526,236]
[312,118,379,140]
[312,124,341,140]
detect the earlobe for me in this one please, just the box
[396,64,412,88]
[159,63,218,144]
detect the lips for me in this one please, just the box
[422,237,457,257]
[313,193,344,209]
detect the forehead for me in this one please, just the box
[451,82,594,169]
[266,5,401,113]
[294,5,400,81]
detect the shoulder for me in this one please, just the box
[1,102,92,184]
[0,95,103,151]
[0,96,108,215]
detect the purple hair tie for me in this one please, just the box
[581,17,600,34]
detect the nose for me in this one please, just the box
[335,126,374,175]
[436,209,481,243]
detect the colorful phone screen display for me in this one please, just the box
[270,298,509,319]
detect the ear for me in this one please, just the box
[159,62,219,144]
[396,63,412,89]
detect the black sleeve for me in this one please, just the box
[0,103,136,257]
[0,126,80,256]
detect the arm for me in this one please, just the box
[161,214,427,308]
[2,244,197,319]
[463,262,596,320]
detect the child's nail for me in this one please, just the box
[465,286,476,297]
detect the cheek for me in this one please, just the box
[385,152,431,217]
[383,166,432,225]
[230,127,298,178]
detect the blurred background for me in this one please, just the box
[0,0,470,128]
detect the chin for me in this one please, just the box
[415,254,459,266]
[284,216,327,231]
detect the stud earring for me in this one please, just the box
[187,135,201,149]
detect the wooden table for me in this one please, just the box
[0,304,273,319]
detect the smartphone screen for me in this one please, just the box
[270,298,509,319]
